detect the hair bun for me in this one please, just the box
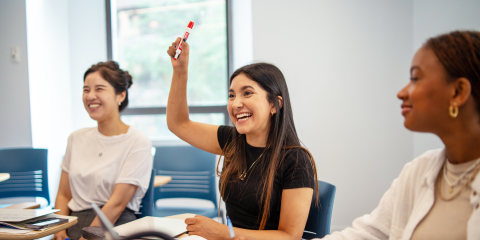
[124,71,133,89]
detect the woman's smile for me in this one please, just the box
[235,112,253,123]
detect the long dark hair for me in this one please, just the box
[216,63,318,229]
[424,30,480,114]
[84,60,133,112]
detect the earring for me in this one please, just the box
[449,102,459,118]
[271,111,274,116]
[118,102,122,106]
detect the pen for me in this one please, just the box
[227,216,235,238]
[174,21,194,60]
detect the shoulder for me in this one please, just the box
[402,148,444,175]
[280,147,315,174]
[68,127,97,140]
[217,125,236,149]
[126,127,152,150]
[393,148,444,191]
[218,125,235,137]
[282,147,311,165]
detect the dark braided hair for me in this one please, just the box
[84,60,133,112]
[424,30,480,114]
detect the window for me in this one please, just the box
[107,0,231,142]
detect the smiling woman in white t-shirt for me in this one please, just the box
[52,61,153,240]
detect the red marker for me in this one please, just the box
[174,21,194,60]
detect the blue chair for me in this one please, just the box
[153,146,219,219]
[135,168,156,218]
[0,148,50,205]
[302,180,336,239]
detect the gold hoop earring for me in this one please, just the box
[449,103,459,118]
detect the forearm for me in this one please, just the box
[54,194,71,216]
[89,200,127,227]
[167,69,190,132]
[232,228,296,240]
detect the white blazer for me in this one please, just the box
[319,149,480,240]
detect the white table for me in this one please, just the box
[154,175,172,187]
[0,173,10,182]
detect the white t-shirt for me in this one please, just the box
[61,126,153,212]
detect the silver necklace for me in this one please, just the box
[239,152,264,180]
[443,157,480,193]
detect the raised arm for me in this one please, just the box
[166,37,222,155]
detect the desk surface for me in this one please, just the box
[0,173,10,182]
[155,175,172,187]
[0,214,78,240]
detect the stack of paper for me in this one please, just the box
[0,213,76,234]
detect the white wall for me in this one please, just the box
[68,0,108,132]
[0,0,32,148]
[251,0,414,230]
[411,0,480,158]
[26,0,72,204]
[24,0,108,204]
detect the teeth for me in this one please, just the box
[236,113,252,118]
[89,104,100,108]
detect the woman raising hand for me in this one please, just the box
[166,37,318,240]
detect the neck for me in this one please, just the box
[97,115,129,136]
[245,130,269,148]
[439,116,480,164]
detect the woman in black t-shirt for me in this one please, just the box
[166,37,318,240]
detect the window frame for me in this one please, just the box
[105,0,233,136]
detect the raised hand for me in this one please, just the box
[167,37,190,72]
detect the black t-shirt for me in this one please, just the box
[217,126,315,230]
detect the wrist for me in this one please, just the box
[173,68,188,76]
[222,224,232,240]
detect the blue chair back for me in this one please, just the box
[302,180,336,239]
[153,146,218,209]
[0,148,50,205]
[135,168,155,218]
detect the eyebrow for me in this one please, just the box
[229,85,255,92]
[83,85,108,89]
[410,66,420,74]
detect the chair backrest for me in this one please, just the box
[135,168,155,218]
[0,148,50,205]
[302,180,336,239]
[153,146,217,208]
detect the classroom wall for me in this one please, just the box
[251,0,415,230]
[25,0,73,205]
[0,0,32,148]
[68,0,108,132]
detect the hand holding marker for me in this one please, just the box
[174,21,194,60]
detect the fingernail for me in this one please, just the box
[183,38,186,42]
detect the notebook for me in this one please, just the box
[113,216,192,237]
[0,209,59,222]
